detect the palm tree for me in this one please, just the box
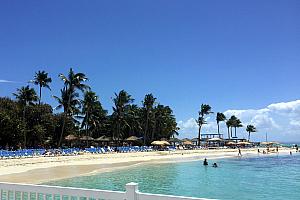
[230,115,242,138]
[152,104,178,141]
[13,85,38,147]
[13,86,38,106]
[57,68,89,147]
[196,104,213,146]
[31,71,52,104]
[80,90,107,137]
[246,125,257,141]
[226,120,232,139]
[53,88,81,115]
[142,94,156,144]
[216,112,226,136]
[111,90,134,143]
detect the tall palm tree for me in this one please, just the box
[80,90,107,137]
[196,104,213,146]
[57,68,89,147]
[111,90,134,143]
[31,70,52,104]
[246,125,257,141]
[142,94,156,144]
[216,112,226,136]
[226,120,232,139]
[230,115,242,138]
[13,85,38,147]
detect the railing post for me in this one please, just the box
[125,182,138,200]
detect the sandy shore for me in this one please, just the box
[0,148,292,184]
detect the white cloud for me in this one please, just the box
[178,99,300,142]
[0,79,21,83]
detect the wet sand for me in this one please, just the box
[0,148,291,184]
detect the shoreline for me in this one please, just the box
[0,148,292,184]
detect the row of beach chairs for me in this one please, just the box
[0,146,177,159]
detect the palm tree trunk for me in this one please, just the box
[39,85,42,105]
[58,87,72,147]
[151,120,156,145]
[234,127,237,137]
[217,122,220,135]
[198,125,202,146]
[227,127,230,139]
[23,106,27,148]
[144,112,149,145]
[230,127,233,138]
[248,132,250,141]
[86,112,89,136]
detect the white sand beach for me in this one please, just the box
[0,148,292,184]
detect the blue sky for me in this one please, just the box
[0,0,299,141]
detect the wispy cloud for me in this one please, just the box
[0,79,22,83]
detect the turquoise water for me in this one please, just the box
[46,153,300,200]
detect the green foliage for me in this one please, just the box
[1,69,179,148]
[246,124,257,141]
[196,104,213,146]
[31,70,52,104]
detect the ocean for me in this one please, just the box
[45,152,300,200]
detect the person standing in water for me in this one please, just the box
[238,148,242,157]
[203,158,208,166]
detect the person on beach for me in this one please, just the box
[276,146,279,153]
[203,158,208,166]
[238,148,242,156]
[258,149,260,153]
[290,151,292,155]
[295,145,298,152]
[212,163,218,168]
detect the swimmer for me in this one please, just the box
[212,163,218,168]
[203,158,208,166]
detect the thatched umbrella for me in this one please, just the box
[64,134,78,147]
[208,138,223,142]
[237,141,251,145]
[80,136,94,141]
[226,141,237,145]
[95,135,111,142]
[151,141,170,146]
[183,140,193,145]
[125,136,141,141]
[65,134,78,141]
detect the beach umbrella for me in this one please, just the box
[125,136,141,141]
[65,134,78,141]
[237,141,251,145]
[261,141,280,146]
[151,141,170,146]
[80,136,94,141]
[208,138,223,142]
[95,135,111,142]
[226,142,237,145]
[183,140,193,145]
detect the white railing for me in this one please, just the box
[0,182,215,200]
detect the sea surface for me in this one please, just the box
[45,153,300,200]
